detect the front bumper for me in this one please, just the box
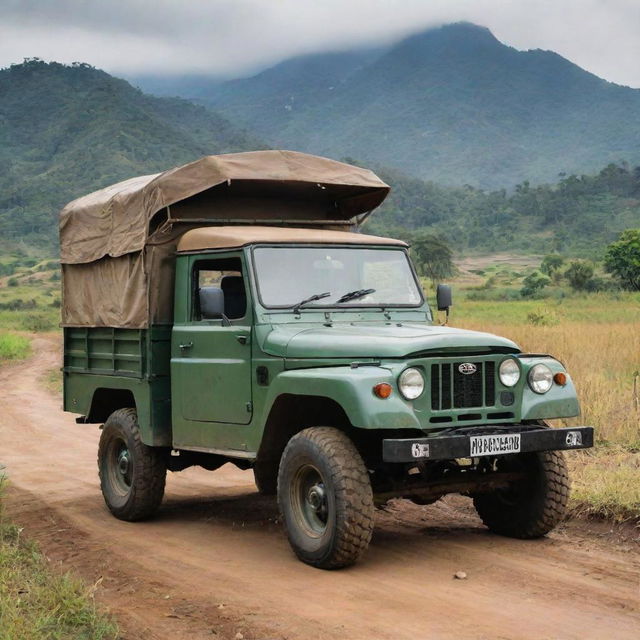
[382,425,594,463]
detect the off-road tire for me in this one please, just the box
[98,408,166,521]
[473,450,570,539]
[253,461,279,495]
[277,427,374,569]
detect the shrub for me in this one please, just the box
[564,260,595,291]
[527,309,559,326]
[540,254,564,276]
[604,229,640,291]
[520,270,551,297]
[20,313,56,332]
[0,299,37,311]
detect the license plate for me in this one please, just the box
[469,433,521,457]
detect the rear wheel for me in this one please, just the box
[473,450,570,538]
[98,408,166,521]
[277,427,374,569]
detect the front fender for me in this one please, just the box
[519,357,581,420]
[260,366,422,430]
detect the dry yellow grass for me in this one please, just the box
[453,305,640,522]
[454,321,639,447]
[568,447,640,522]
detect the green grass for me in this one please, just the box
[456,292,640,325]
[0,310,58,333]
[0,333,31,361]
[0,479,119,640]
[0,261,60,332]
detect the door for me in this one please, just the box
[171,255,253,429]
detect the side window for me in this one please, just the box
[192,257,247,321]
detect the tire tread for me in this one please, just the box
[98,408,166,521]
[278,427,374,569]
[473,450,570,539]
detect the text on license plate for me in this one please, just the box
[469,434,521,457]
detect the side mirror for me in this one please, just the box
[199,287,230,325]
[436,284,452,311]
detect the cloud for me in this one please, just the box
[1,0,639,87]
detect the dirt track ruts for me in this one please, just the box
[0,335,638,639]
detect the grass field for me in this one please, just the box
[0,255,60,333]
[0,262,119,639]
[0,480,118,640]
[439,262,640,522]
[1,255,638,522]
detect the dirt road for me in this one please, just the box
[0,336,638,640]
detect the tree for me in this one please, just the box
[520,271,550,297]
[540,254,564,278]
[409,233,456,282]
[564,260,595,291]
[604,229,640,290]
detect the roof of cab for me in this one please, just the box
[177,225,407,252]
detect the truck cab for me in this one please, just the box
[60,152,593,569]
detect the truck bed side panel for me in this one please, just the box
[63,326,172,446]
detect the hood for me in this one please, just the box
[260,323,519,359]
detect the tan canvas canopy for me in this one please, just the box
[60,150,389,264]
[59,151,391,328]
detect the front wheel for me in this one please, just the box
[277,427,375,569]
[473,450,570,538]
[98,408,166,521]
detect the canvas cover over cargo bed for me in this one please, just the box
[59,151,390,328]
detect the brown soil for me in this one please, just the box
[0,336,638,640]
[453,253,541,285]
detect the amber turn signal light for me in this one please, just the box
[553,372,567,386]
[373,383,392,398]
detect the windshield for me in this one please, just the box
[253,246,423,308]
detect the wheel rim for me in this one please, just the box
[291,464,329,537]
[107,438,133,496]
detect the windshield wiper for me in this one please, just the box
[292,291,331,314]
[336,288,376,304]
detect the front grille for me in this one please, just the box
[431,361,496,410]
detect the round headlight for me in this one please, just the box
[398,368,425,400]
[528,363,553,394]
[499,358,520,387]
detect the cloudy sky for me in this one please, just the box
[1,0,639,87]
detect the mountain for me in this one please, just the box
[198,23,640,189]
[125,73,225,99]
[1,58,638,258]
[131,47,384,104]
[0,59,265,246]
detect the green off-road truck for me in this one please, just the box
[60,151,593,569]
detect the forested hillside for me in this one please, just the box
[368,162,640,256]
[198,23,640,189]
[0,59,265,246]
[1,59,638,257]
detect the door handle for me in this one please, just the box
[236,335,248,345]
[179,341,193,351]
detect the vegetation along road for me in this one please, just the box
[0,334,637,640]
